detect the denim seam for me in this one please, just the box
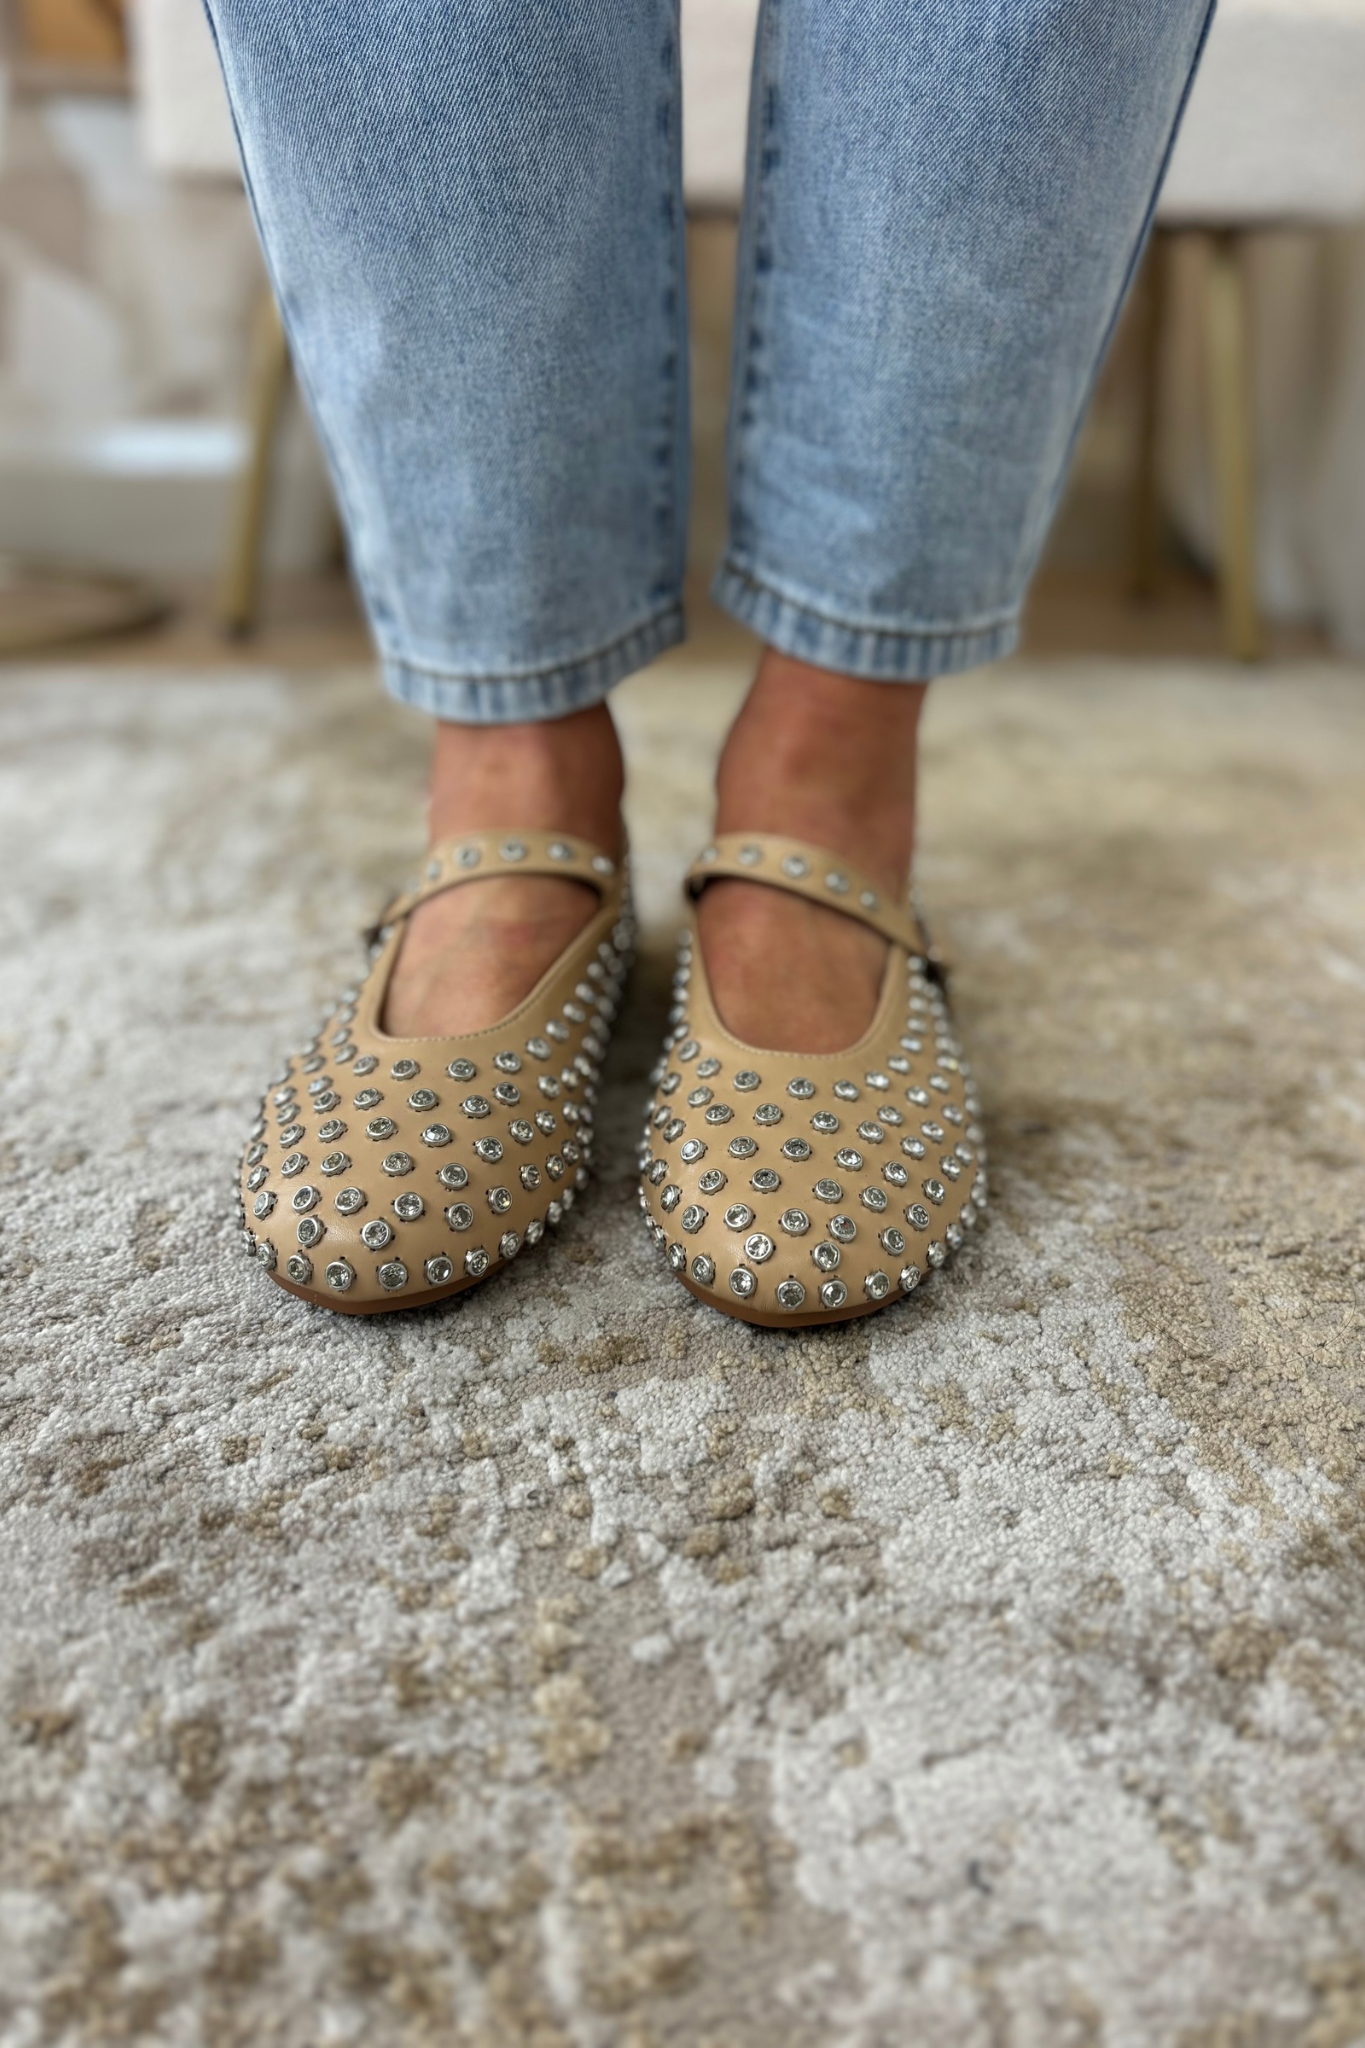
[374,599,683,688]
[717,555,1020,640]
[712,562,1019,680]
[724,0,781,565]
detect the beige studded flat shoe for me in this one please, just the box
[638,833,987,1327]
[237,829,632,1313]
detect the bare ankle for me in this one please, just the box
[429,701,625,852]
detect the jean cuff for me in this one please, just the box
[712,560,1020,681]
[379,603,685,724]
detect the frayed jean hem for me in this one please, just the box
[379,604,686,724]
[713,560,1020,681]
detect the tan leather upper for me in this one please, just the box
[238,829,631,1312]
[639,833,985,1323]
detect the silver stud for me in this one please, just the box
[782,1138,813,1162]
[901,1137,927,1160]
[547,841,573,862]
[500,840,527,862]
[465,1248,490,1277]
[365,1117,397,1141]
[863,1271,891,1301]
[445,1203,474,1232]
[687,1086,713,1108]
[591,853,615,875]
[922,1121,945,1142]
[256,1241,277,1271]
[779,1208,810,1235]
[856,1123,885,1145]
[811,1241,841,1273]
[390,1059,420,1081]
[474,1137,504,1163]
[907,1203,931,1230]
[525,1219,545,1246]
[487,1186,513,1214]
[279,1126,305,1149]
[280,1153,307,1178]
[680,1138,707,1165]
[811,1112,840,1135]
[283,1251,313,1286]
[545,1155,565,1180]
[923,1179,946,1206]
[926,1241,948,1268]
[252,1191,276,1219]
[325,1259,354,1292]
[835,1148,864,1173]
[377,1261,408,1291]
[733,1071,761,1092]
[940,1156,962,1182]
[899,1264,921,1292]
[361,1219,394,1251]
[681,1204,707,1234]
[424,1255,454,1285]
[751,1168,781,1193]
[457,844,481,868]
[859,890,877,910]
[519,1163,541,1191]
[729,1267,757,1298]
[825,871,849,894]
[819,1279,849,1309]
[704,1104,734,1125]
[382,1153,414,1177]
[813,1178,842,1203]
[461,1096,490,1120]
[316,1120,346,1143]
[728,1136,758,1159]
[787,1078,815,1099]
[695,1057,721,1079]
[860,1188,889,1213]
[738,844,762,866]
[354,1089,383,1110]
[646,1159,669,1186]
[754,1103,783,1127]
[946,1223,965,1251]
[352,1055,378,1076]
[393,1192,424,1221]
[879,1227,907,1256]
[691,1254,716,1286]
[724,1204,755,1231]
[408,1088,439,1111]
[781,854,809,878]
[829,1215,857,1243]
[697,1168,727,1195]
[833,1082,860,1102]
[334,1186,366,1215]
[297,1215,326,1249]
[421,1124,452,1148]
[667,1241,686,1271]
[661,1185,682,1212]
[499,1230,521,1260]
[291,1185,321,1213]
[662,1118,684,1142]
[744,1231,774,1263]
[775,1278,806,1310]
[882,1162,909,1188]
[676,1040,700,1063]
[525,1038,550,1062]
[509,1119,535,1144]
[437,1162,469,1191]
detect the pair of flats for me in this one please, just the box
[237,828,986,1327]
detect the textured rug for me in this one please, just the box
[2,650,1364,2048]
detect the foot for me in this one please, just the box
[697,650,927,1053]
[383,702,624,1037]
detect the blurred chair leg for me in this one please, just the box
[216,289,291,639]
[1129,227,1171,603]
[1203,228,1263,663]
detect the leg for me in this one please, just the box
[203,0,686,1027]
[703,0,1217,1051]
[1202,229,1263,663]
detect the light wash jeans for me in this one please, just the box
[203,0,1215,723]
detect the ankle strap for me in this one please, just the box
[376,828,626,930]
[685,832,939,964]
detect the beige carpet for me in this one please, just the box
[2,648,1364,2048]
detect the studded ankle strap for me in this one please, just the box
[375,827,627,933]
[685,832,939,963]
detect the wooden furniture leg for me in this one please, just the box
[1129,228,1171,602]
[216,288,290,639]
[1203,228,1263,662]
